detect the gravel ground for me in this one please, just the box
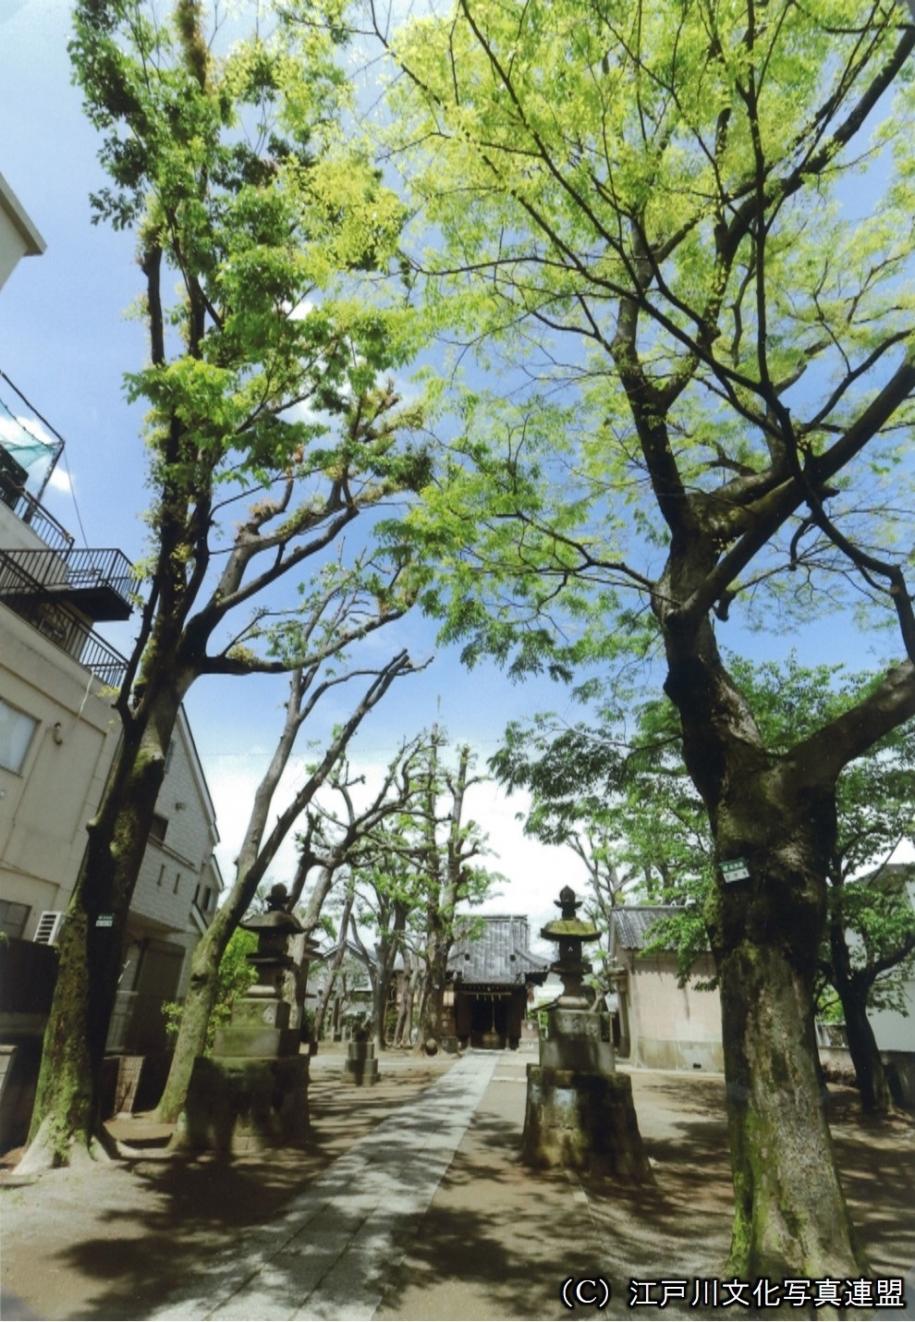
[2,1051,913,1322]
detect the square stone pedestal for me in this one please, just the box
[344,1040,379,1085]
[521,1064,652,1180]
[173,1054,309,1154]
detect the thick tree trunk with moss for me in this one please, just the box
[660,593,866,1278]
[23,684,183,1170]
[711,813,864,1277]
[153,905,233,1123]
[718,916,862,1277]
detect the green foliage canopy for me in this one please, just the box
[495,657,915,997]
[380,0,915,670]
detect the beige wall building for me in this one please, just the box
[0,494,223,1051]
[0,170,45,293]
[610,906,724,1072]
[610,899,915,1105]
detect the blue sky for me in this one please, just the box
[1,0,907,937]
[0,0,598,930]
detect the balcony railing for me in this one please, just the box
[0,545,136,621]
[0,440,75,553]
[8,487,75,554]
[0,550,128,687]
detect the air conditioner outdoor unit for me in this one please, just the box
[33,910,64,945]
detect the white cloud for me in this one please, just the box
[0,414,67,491]
[47,464,71,493]
[205,748,588,947]
[0,412,56,450]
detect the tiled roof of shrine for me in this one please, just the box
[448,915,549,985]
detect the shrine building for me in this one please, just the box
[444,915,549,1050]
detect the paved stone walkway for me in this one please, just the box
[150,1052,499,1322]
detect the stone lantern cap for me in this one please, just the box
[539,885,600,944]
[240,884,303,992]
[539,886,600,1010]
[240,883,304,937]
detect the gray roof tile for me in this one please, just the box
[610,905,681,951]
[448,915,549,985]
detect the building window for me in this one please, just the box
[173,871,181,894]
[157,864,165,887]
[0,699,38,773]
[150,813,168,843]
[0,900,30,940]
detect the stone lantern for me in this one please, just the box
[542,884,601,1008]
[213,883,304,1058]
[174,883,311,1154]
[521,886,652,1180]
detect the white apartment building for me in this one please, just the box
[0,172,222,1069]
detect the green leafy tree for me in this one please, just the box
[345,730,501,1048]
[377,0,915,1275]
[163,928,257,1053]
[24,0,432,1171]
[153,645,423,1124]
[495,659,915,1112]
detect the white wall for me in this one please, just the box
[867,882,915,1052]
[0,172,45,293]
[0,606,121,928]
[131,712,220,936]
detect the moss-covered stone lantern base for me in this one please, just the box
[173,1054,309,1154]
[521,1065,652,1179]
[173,884,310,1154]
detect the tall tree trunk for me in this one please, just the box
[835,978,892,1116]
[153,904,235,1123]
[400,964,420,1046]
[661,593,864,1278]
[23,683,184,1170]
[393,972,409,1047]
[718,920,861,1278]
[372,967,388,1053]
[413,973,428,1050]
[829,892,893,1115]
[313,891,354,1041]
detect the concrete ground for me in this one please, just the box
[2,1046,914,1321]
